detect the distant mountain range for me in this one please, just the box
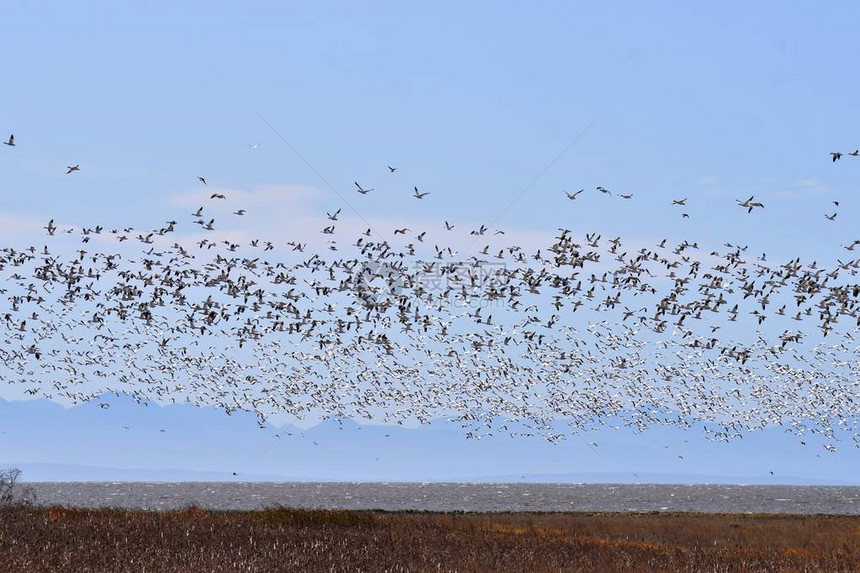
[1,395,856,485]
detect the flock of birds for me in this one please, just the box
[1,132,859,453]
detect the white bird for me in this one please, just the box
[248,143,261,150]
[565,189,583,200]
[737,195,764,213]
[413,187,430,199]
[3,134,14,146]
[355,182,373,194]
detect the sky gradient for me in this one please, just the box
[3,2,859,257]
[2,2,859,482]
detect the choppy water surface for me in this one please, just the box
[26,482,859,514]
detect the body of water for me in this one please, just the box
[25,482,860,514]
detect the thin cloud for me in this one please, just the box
[768,178,831,199]
[170,183,326,210]
[0,213,46,234]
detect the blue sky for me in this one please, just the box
[2,2,860,482]
[4,395,858,484]
[3,1,859,258]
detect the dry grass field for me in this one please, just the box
[0,506,858,571]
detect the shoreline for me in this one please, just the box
[20,481,860,515]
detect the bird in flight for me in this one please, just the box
[327,209,341,221]
[387,165,398,172]
[831,152,842,162]
[248,143,261,150]
[565,189,583,200]
[210,193,226,200]
[445,221,454,230]
[233,210,246,216]
[355,182,373,194]
[596,186,612,195]
[413,186,430,199]
[737,195,764,213]
[66,165,80,174]
[849,150,859,157]
[825,212,837,221]
[619,193,634,199]
[3,134,13,147]
[672,198,687,206]
[198,176,207,185]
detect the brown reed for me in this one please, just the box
[0,506,857,572]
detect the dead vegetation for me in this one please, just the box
[0,506,857,571]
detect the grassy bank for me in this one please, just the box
[0,506,857,571]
